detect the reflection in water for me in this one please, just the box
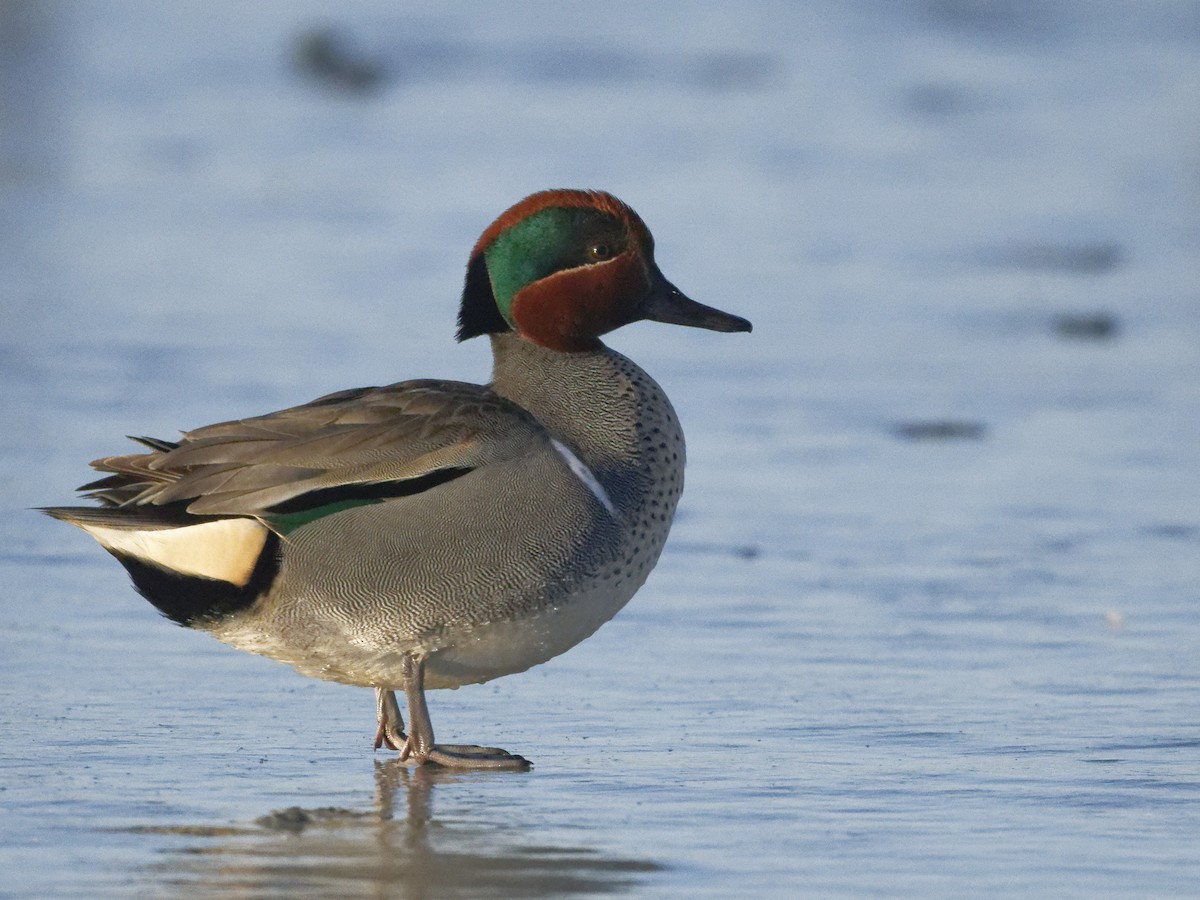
[139,763,661,897]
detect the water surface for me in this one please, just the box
[2,1,1198,896]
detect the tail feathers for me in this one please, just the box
[64,435,184,508]
[128,435,180,452]
[42,505,212,530]
[45,432,279,628]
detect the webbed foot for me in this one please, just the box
[372,660,531,771]
[418,743,530,770]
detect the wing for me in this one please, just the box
[73,379,546,517]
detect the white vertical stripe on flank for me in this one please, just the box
[550,438,618,519]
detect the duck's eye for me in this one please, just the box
[587,243,613,262]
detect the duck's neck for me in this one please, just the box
[487,332,679,469]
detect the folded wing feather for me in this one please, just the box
[81,379,545,517]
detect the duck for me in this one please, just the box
[44,189,752,769]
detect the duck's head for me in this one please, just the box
[457,189,752,352]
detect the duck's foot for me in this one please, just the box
[373,657,531,771]
[373,687,407,751]
[418,744,530,770]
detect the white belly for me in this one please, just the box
[206,571,643,690]
[420,578,639,689]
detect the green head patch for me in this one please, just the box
[484,206,627,323]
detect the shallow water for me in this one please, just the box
[2,1,1198,896]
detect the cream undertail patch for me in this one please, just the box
[79,517,269,586]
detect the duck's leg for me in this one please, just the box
[373,687,408,751]
[398,655,530,770]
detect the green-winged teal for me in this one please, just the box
[45,189,752,769]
